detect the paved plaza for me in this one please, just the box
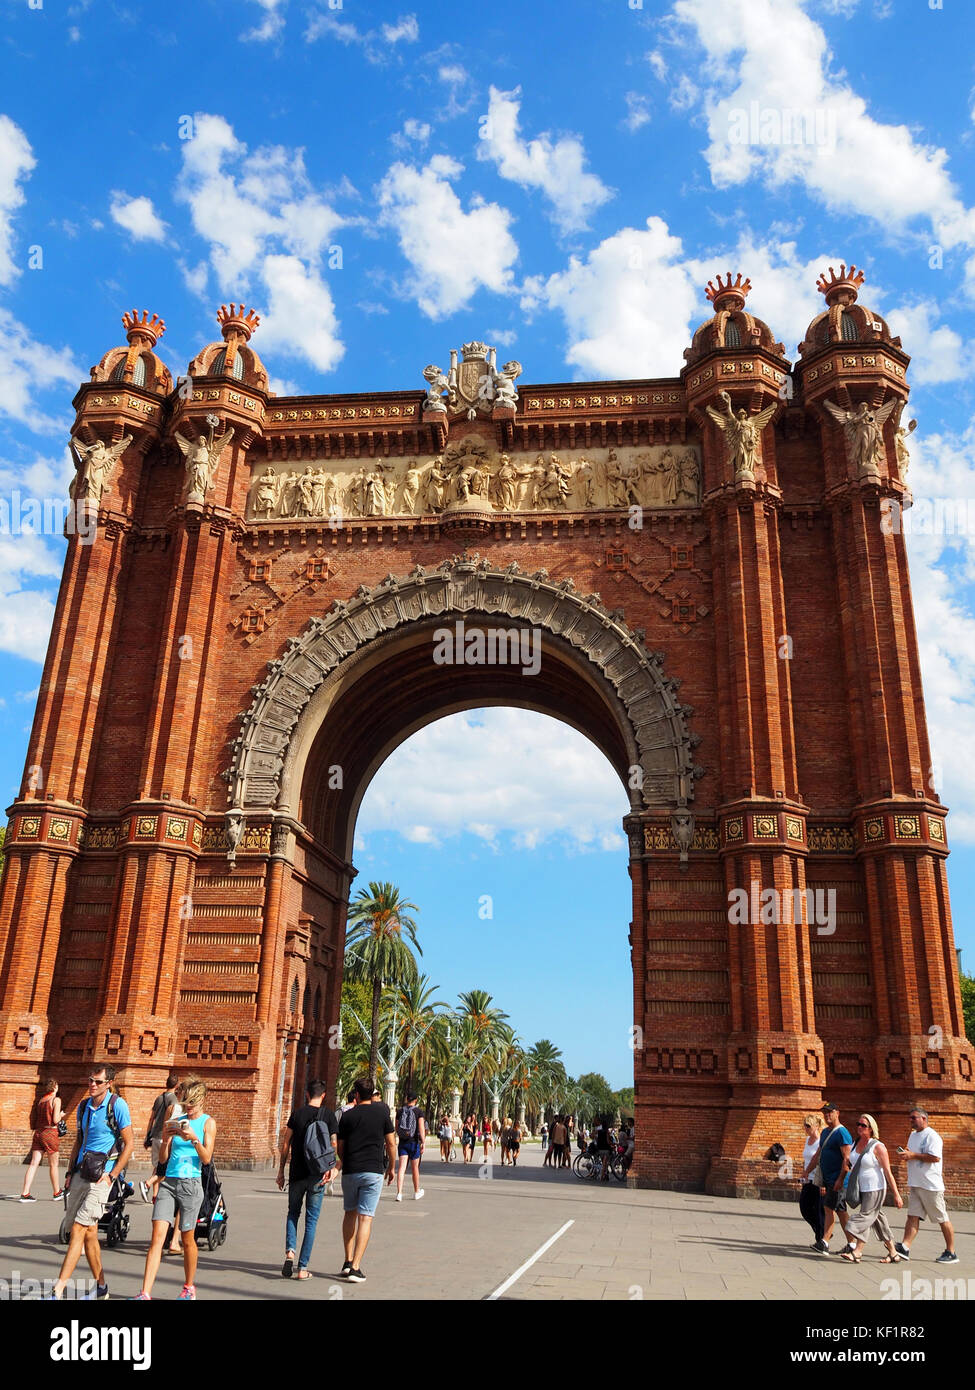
[2,1143,969,1301]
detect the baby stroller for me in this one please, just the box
[162,1162,228,1252]
[58,1171,132,1248]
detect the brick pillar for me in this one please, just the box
[826,486,975,1197]
[703,443,825,1196]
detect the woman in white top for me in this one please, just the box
[799,1113,827,1250]
[840,1113,904,1263]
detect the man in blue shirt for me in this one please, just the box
[817,1101,852,1252]
[51,1063,134,1300]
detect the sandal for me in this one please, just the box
[292,1269,313,1280]
[880,1254,902,1264]
[840,1251,861,1263]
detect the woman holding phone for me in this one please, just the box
[132,1077,216,1300]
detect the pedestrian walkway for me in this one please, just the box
[2,1144,970,1300]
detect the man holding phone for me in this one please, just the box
[894,1108,959,1263]
[50,1064,134,1300]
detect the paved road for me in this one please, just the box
[2,1144,969,1300]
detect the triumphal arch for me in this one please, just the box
[1,268,973,1198]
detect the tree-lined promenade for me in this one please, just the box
[338,880,632,1127]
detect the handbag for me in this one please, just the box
[57,1117,67,1137]
[845,1140,876,1210]
[809,1162,823,1187]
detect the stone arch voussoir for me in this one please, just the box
[225,551,702,815]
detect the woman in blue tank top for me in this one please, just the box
[134,1078,216,1301]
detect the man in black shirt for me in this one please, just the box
[276,1079,338,1279]
[336,1076,396,1283]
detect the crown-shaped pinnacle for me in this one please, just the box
[705,272,752,306]
[122,309,166,346]
[217,303,261,341]
[815,263,866,302]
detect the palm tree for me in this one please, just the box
[384,974,448,1092]
[344,881,421,1079]
[456,990,509,1115]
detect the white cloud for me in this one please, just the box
[242,0,285,41]
[258,253,344,373]
[174,113,346,373]
[900,423,975,842]
[391,118,431,151]
[477,86,613,235]
[377,155,518,318]
[670,0,975,262]
[0,115,35,285]
[0,309,81,433]
[305,10,418,60]
[358,709,629,851]
[381,14,419,44]
[0,448,74,664]
[645,49,668,81]
[522,216,699,378]
[109,191,167,243]
[884,301,974,386]
[438,64,468,86]
[623,93,651,133]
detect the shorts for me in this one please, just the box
[509,1143,520,1153]
[153,1177,204,1233]
[31,1127,59,1156]
[64,1177,109,1229]
[907,1188,949,1223]
[342,1171,384,1217]
[398,1138,422,1161]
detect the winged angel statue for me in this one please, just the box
[705,391,777,482]
[822,399,898,479]
[69,434,132,502]
[174,419,235,502]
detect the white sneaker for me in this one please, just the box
[414,1189,425,1201]
[395,1193,402,1202]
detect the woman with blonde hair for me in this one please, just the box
[799,1112,827,1251]
[839,1113,903,1263]
[20,1079,63,1201]
[133,1076,216,1300]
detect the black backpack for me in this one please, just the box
[397,1105,418,1141]
[302,1108,337,1180]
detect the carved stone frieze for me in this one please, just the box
[245,443,702,522]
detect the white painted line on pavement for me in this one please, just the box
[485,1219,574,1300]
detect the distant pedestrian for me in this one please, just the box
[540,1121,548,1151]
[481,1115,493,1160]
[438,1114,453,1162]
[276,1079,338,1279]
[894,1107,958,1263]
[817,1102,852,1250]
[509,1120,522,1167]
[839,1114,903,1263]
[549,1116,567,1170]
[799,1113,827,1251]
[394,1091,425,1202]
[462,1114,477,1164]
[133,1077,216,1300]
[594,1115,612,1181]
[20,1078,63,1202]
[336,1077,397,1282]
[143,1073,179,1179]
[51,1064,134,1301]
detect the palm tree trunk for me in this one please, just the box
[369,977,382,1080]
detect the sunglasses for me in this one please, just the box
[87,1076,107,1084]
[856,1122,869,1128]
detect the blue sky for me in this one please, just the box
[1,0,974,1084]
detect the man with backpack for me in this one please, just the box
[51,1063,134,1300]
[276,1078,339,1279]
[394,1090,426,1202]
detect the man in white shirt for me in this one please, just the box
[894,1107,958,1263]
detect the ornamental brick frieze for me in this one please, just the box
[854,805,948,854]
[596,534,711,636]
[228,552,703,815]
[5,805,85,851]
[717,807,807,851]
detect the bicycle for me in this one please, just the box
[572,1149,598,1181]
